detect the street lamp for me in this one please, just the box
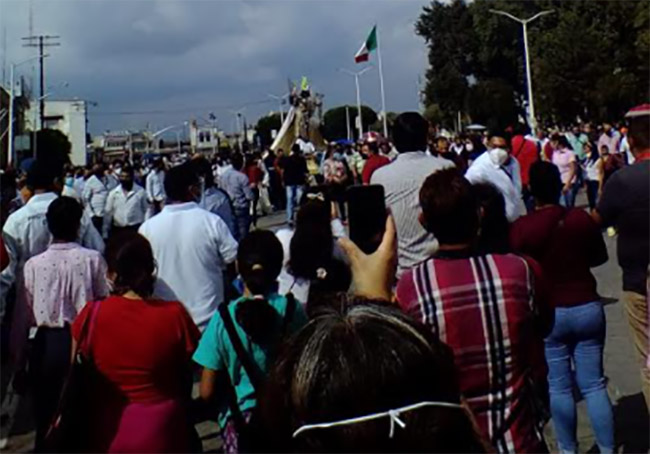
[8,54,47,167]
[229,107,246,148]
[268,93,289,124]
[490,9,554,131]
[339,66,373,139]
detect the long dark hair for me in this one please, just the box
[235,230,284,343]
[255,299,488,452]
[585,141,599,164]
[288,192,334,280]
[105,232,156,298]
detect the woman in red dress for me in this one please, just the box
[72,232,200,452]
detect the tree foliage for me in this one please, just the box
[255,113,282,148]
[32,129,71,173]
[416,0,649,129]
[321,105,378,141]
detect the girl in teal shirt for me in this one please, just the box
[193,230,307,453]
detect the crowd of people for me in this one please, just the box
[0,103,648,454]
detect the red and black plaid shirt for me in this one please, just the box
[397,250,547,453]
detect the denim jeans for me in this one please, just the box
[545,301,614,454]
[234,207,251,241]
[286,185,304,224]
[559,182,579,208]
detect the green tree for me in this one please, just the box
[255,113,282,148]
[417,0,650,129]
[466,79,519,133]
[416,0,477,128]
[321,105,377,141]
[369,111,398,137]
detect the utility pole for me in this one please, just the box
[22,34,60,130]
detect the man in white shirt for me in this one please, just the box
[1,160,104,318]
[139,162,238,330]
[465,134,526,222]
[371,112,455,275]
[103,166,149,238]
[145,159,166,219]
[82,163,111,232]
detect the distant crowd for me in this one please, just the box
[0,104,648,454]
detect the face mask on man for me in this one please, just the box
[333,152,343,161]
[65,176,74,188]
[488,147,510,167]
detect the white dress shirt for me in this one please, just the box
[103,184,149,235]
[1,192,104,315]
[465,151,526,222]
[82,174,110,218]
[146,170,166,203]
[138,202,238,329]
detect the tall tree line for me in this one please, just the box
[416,0,649,131]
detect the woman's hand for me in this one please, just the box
[338,215,397,301]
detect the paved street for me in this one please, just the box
[2,200,648,453]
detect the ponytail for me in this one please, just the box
[234,231,285,343]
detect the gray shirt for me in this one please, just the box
[371,151,454,275]
[219,168,253,210]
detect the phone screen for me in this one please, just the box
[346,185,387,254]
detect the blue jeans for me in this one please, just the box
[559,183,579,208]
[286,185,304,224]
[545,301,614,454]
[234,207,251,241]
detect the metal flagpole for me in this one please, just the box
[375,25,388,138]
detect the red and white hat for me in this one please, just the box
[624,103,650,118]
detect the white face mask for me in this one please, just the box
[489,147,509,166]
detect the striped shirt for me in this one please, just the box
[370,151,454,275]
[396,250,547,453]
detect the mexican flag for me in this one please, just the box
[354,26,377,63]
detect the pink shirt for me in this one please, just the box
[23,242,109,327]
[552,148,577,184]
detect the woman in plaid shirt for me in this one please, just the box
[396,168,552,453]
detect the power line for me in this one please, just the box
[87,98,274,116]
[22,34,61,127]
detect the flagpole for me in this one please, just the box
[375,25,388,138]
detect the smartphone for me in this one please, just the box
[346,185,387,254]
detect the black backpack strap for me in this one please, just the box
[280,293,296,336]
[218,303,264,391]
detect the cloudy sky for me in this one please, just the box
[1,0,430,136]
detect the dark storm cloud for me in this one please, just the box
[2,0,429,133]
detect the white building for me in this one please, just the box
[25,99,88,165]
[189,121,220,154]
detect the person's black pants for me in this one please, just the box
[251,188,260,227]
[109,224,141,239]
[31,326,72,452]
[586,180,599,211]
[329,183,347,221]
